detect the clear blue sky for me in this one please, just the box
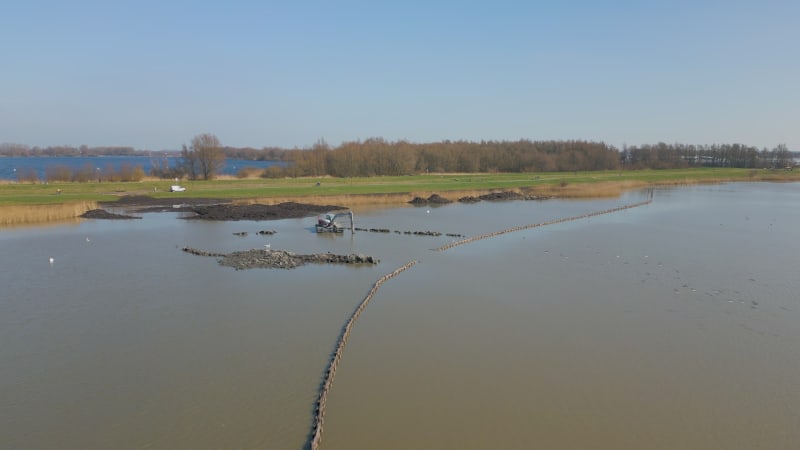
[1,0,797,150]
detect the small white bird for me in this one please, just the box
[49,257,54,264]
[264,243,271,250]
[426,210,430,214]
[85,237,90,242]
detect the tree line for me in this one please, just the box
[277,139,796,178]
[0,143,141,157]
[277,138,621,178]
[14,162,146,183]
[4,138,796,182]
[620,143,794,169]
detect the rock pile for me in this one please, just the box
[353,227,463,238]
[181,247,378,270]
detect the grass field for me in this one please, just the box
[1,168,798,225]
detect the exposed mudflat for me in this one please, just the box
[93,192,547,222]
[183,201,346,221]
[100,195,232,213]
[98,195,345,220]
[409,191,549,205]
[80,209,141,220]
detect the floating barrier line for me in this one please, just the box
[435,191,654,252]
[307,191,652,448]
[309,260,418,450]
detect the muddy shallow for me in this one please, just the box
[2,184,799,449]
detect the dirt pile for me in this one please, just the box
[408,194,452,205]
[458,191,549,203]
[184,201,345,221]
[80,209,141,220]
[100,196,230,213]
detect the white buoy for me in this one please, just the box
[426,209,430,214]
[49,257,54,264]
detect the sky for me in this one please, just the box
[1,0,798,151]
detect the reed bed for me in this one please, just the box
[0,201,96,226]
[525,180,649,198]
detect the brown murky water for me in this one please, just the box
[2,183,799,449]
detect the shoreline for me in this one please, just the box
[1,172,798,226]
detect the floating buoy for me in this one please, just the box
[49,257,54,264]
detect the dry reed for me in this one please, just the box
[523,180,649,198]
[0,201,97,226]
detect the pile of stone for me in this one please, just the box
[353,227,463,238]
[182,247,378,270]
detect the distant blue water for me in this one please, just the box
[0,156,285,180]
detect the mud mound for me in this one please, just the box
[457,196,481,203]
[408,194,452,205]
[427,194,452,204]
[99,195,232,213]
[458,191,544,203]
[80,209,141,220]
[183,201,346,221]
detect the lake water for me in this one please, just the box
[0,156,284,180]
[1,183,799,449]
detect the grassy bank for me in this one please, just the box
[1,168,798,224]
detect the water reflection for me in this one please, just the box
[1,183,798,449]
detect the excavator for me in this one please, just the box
[315,210,354,233]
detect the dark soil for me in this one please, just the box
[410,191,545,205]
[99,195,232,213]
[427,194,452,204]
[458,191,549,203]
[80,209,141,220]
[183,201,346,221]
[409,194,453,205]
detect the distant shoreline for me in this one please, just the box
[2,168,798,226]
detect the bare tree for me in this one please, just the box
[774,143,791,168]
[182,133,225,180]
